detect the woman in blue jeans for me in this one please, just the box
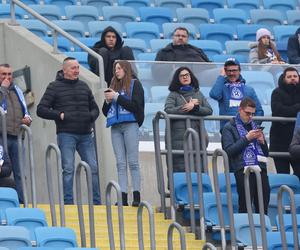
[102,60,145,206]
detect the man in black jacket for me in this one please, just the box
[88,26,134,86]
[287,27,300,64]
[37,57,101,205]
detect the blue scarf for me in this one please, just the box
[1,84,31,120]
[225,78,245,107]
[0,145,3,166]
[235,114,265,168]
[179,85,193,92]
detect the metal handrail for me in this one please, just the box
[17,124,36,207]
[75,161,96,248]
[105,181,125,250]
[9,0,106,88]
[202,242,217,250]
[244,166,267,250]
[167,222,186,250]
[277,185,299,250]
[45,143,65,227]
[137,201,156,250]
[0,107,8,152]
[211,149,236,250]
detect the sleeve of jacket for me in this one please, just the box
[191,92,213,116]
[102,101,111,117]
[88,88,100,122]
[36,82,61,121]
[197,48,210,62]
[209,76,225,101]
[287,37,300,64]
[0,151,12,178]
[122,46,135,60]
[87,47,100,75]
[271,89,300,117]
[289,128,300,159]
[164,92,186,114]
[249,48,259,63]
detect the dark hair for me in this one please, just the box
[63,57,76,63]
[240,97,256,109]
[0,64,10,68]
[224,61,241,71]
[173,27,189,37]
[168,67,199,91]
[257,39,282,61]
[282,66,299,78]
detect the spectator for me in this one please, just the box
[0,63,32,202]
[249,28,285,64]
[102,60,144,207]
[164,67,212,172]
[287,27,300,64]
[270,67,300,176]
[0,144,15,188]
[289,126,300,180]
[37,57,101,205]
[222,97,270,214]
[88,26,134,86]
[209,58,264,131]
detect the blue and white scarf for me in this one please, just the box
[1,84,31,121]
[235,114,266,168]
[0,145,4,166]
[225,80,245,108]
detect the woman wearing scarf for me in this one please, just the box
[249,28,285,64]
[102,60,144,207]
[164,67,213,173]
[222,97,270,214]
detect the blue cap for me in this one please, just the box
[224,57,240,67]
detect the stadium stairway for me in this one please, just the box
[38,204,205,249]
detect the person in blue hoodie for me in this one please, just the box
[209,58,264,131]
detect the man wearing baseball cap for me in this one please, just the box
[209,57,264,131]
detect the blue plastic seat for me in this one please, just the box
[273,25,298,42]
[155,0,189,16]
[199,24,235,48]
[6,208,48,242]
[191,0,225,17]
[286,10,300,26]
[276,214,300,232]
[234,213,272,247]
[150,38,171,52]
[123,38,147,57]
[176,8,210,26]
[227,0,260,16]
[0,4,25,19]
[118,0,150,8]
[35,227,77,248]
[267,232,296,250]
[65,6,99,30]
[213,8,248,26]
[64,52,89,69]
[102,6,138,26]
[142,102,165,132]
[162,22,198,39]
[267,193,291,227]
[53,20,85,37]
[217,172,237,193]
[0,226,31,250]
[139,7,173,31]
[88,20,123,38]
[268,173,300,194]
[42,36,73,52]
[212,54,248,63]
[150,85,169,102]
[276,40,288,62]
[137,52,156,61]
[74,37,98,51]
[27,4,62,21]
[17,20,49,37]
[225,40,250,57]
[44,0,78,11]
[81,0,111,14]
[189,40,223,59]
[242,70,275,89]
[0,188,19,225]
[236,24,270,41]
[250,9,284,27]
[262,0,296,18]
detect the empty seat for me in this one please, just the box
[266,232,296,250]
[236,24,270,41]
[65,6,99,29]
[0,188,19,225]
[139,7,173,31]
[218,172,237,193]
[118,0,150,8]
[227,0,260,15]
[0,4,24,19]
[225,40,251,57]
[176,8,210,26]
[262,0,296,18]
[102,6,138,25]
[125,22,160,45]
[17,20,49,37]
[0,226,31,250]
[150,85,169,102]
[276,214,300,232]
[189,40,223,59]
[213,8,248,26]
[42,36,73,52]
[286,10,300,26]
[53,20,85,37]
[88,20,123,38]
[81,0,111,13]
[191,0,225,17]
[64,52,89,69]
[199,24,235,47]
[142,102,165,133]
[27,4,62,21]
[273,25,298,42]
[150,38,171,52]
[268,173,300,194]
[276,40,288,62]
[44,0,78,11]
[250,9,284,26]
[74,37,98,51]
[156,0,189,15]
[137,52,156,61]
[123,38,147,57]
[212,54,248,63]
[162,22,198,39]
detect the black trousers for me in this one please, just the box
[234,168,270,215]
[273,157,300,180]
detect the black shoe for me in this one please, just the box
[132,191,140,207]
[115,192,128,206]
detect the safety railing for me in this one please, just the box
[137,201,156,250]
[45,143,65,226]
[202,242,217,250]
[0,107,8,153]
[167,221,186,250]
[17,124,36,207]
[277,185,299,250]
[75,161,96,248]
[105,181,125,250]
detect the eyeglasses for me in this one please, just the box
[243,110,255,116]
[179,73,190,78]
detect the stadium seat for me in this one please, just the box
[212,54,248,63]
[176,8,210,26]
[0,188,19,225]
[266,232,296,250]
[234,213,272,247]
[225,40,251,57]
[150,38,171,52]
[44,0,78,11]
[73,37,98,51]
[268,174,300,194]
[189,40,223,59]
[190,0,225,17]
[218,172,237,193]
[0,4,25,19]
[286,10,300,26]
[150,85,169,102]
[125,22,160,46]
[276,40,288,62]
[88,20,124,38]
[6,208,48,242]
[42,36,73,52]
[142,102,165,133]
[162,22,198,39]
[65,6,99,29]
[81,0,111,14]
[236,24,270,41]
[276,214,300,232]
[118,0,150,8]
[123,38,147,57]
[0,226,31,250]
[27,4,62,21]
[35,227,78,248]
[242,70,275,89]
[102,6,138,26]
[65,52,89,68]
[262,0,296,18]
[227,0,260,16]
[53,20,85,37]
[213,8,248,26]
[273,25,298,42]
[137,52,156,61]
[155,0,189,16]
[199,24,235,48]
[250,9,284,26]
[17,20,49,37]
[139,7,173,31]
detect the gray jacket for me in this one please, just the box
[289,127,300,160]
[249,41,276,64]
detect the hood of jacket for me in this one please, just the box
[92,26,123,50]
[278,73,300,93]
[295,27,300,36]
[249,41,258,49]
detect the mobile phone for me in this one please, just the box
[104,89,112,93]
[257,126,265,131]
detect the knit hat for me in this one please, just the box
[224,57,240,67]
[256,28,271,41]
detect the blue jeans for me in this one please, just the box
[57,132,101,205]
[111,122,141,193]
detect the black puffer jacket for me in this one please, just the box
[37,71,99,134]
[270,74,300,151]
[287,28,300,64]
[88,26,134,85]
